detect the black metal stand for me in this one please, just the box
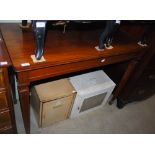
[99,20,120,49]
[32,20,47,60]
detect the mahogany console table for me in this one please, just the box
[0,23,147,133]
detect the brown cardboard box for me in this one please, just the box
[31,79,76,128]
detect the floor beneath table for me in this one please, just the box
[14,94,155,134]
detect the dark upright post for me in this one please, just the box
[32,21,47,60]
[22,20,28,26]
[99,20,121,49]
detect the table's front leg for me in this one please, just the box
[18,84,30,133]
[17,72,30,134]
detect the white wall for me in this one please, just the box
[0,20,22,23]
[0,20,31,23]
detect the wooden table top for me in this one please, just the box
[0,23,144,72]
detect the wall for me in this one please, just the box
[0,20,21,23]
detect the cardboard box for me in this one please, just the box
[31,79,76,128]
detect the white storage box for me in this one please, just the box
[31,79,76,128]
[69,70,116,118]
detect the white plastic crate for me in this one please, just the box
[69,70,116,118]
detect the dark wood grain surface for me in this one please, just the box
[0,23,144,71]
[0,31,11,67]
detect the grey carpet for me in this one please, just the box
[14,94,155,134]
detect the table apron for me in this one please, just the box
[27,53,138,82]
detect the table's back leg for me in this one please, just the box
[110,59,138,106]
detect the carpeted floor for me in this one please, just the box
[14,94,155,134]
